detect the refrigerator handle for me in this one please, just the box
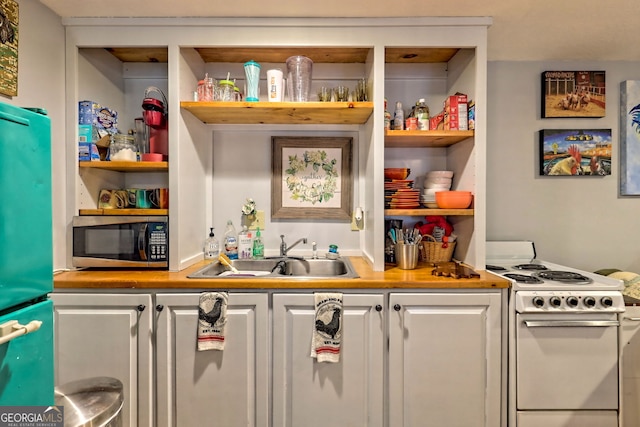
[0,320,42,346]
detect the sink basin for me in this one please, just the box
[188,257,359,279]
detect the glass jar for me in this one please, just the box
[218,79,235,102]
[109,134,138,161]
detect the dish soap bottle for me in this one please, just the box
[204,227,220,261]
[224,220,239,260]
[252,227,264,259]
[238,225,253,259]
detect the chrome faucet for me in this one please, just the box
[280,235,308,257]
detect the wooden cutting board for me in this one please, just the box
[432,261,480,279]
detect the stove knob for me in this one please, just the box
[549,296,562,307]
[532,296,545,308]
[566,296,579,308]
[601,296,614,308]
[584,296,596,308]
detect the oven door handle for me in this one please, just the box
[624,317,640,321]
[523,320,619,328]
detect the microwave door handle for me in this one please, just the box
[524,320,619,328]
[138,223,148,260]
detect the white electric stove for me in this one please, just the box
[487,241,624,427]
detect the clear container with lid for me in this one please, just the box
[218,79,235,102]
[109,134,138,161]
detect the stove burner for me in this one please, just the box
[513,263,548,271]
[531,270,593,285]
[486,265,508,272]
[503,273,544,284]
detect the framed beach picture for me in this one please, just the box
[620,81,640,195]
[541,71,606,118]
[539,129,612,176]
[0,0,17,97]
[271,136,352,220]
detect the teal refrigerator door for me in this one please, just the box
[0,299,54,405]
[0,103,52,310]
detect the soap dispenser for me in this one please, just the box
[252,227,264,259]
[204,227,220,261]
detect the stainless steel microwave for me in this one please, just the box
[72,216,168,268]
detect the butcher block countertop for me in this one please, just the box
[54,257,510,290]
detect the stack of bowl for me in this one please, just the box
[421,170,453,208]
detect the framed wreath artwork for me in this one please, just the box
[271,136,352,220]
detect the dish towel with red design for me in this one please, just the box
[310,292,343,363]
[197,291,228,351]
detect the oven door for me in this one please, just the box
[516,312,619,410]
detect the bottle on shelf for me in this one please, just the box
[238,225,253,259]
[204,227,220,261]
[224,220,239,260]
[393,101,404,130]
[384,98,392,130]
[416,98,430,131]
[252,227,264,260]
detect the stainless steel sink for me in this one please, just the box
[188,257,359,279]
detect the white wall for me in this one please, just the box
[487,61,640,272]
[17,3,640,273]
[2,1,65,270]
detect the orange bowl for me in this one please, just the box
[435,191,472,209]
[384,168,410,180]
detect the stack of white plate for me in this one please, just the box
[421,170,454,208]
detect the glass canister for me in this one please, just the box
[285,55,313,102]
[110,134,138,161]
[218,79,235,102]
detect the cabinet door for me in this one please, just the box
[52,293,153,427]
[272,293,384,427]
[155,292,268,427]
[621,306,640,427]
[388,292,502,427]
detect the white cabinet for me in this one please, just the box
[621,305,640,427]
[272,293,385,427]
[53,288,503,426]
[155,292,269,427]
[388,292,502,427]
[52,292,154,427]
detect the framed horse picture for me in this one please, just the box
[0,0,17,97]
[541,71,606,118]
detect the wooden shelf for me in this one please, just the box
[79,161,168,172]
[79,209,168,216]
[105,47,459,65]
[181,101,374,125]
[385,130,474,147]
[385,209,474,216]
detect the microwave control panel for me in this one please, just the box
[149,222,168,262]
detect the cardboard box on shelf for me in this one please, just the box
[78,100,118,135]
[444,94,469,131]
[430,111,445,130]
[78,142,100,161]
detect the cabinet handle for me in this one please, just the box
[375,304,382,312]
[156,304,164,312]
[394,304,401,311]
[137,304,146,312]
